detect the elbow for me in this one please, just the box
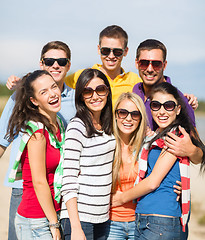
[33,178,47,190]
[147,181,160,191]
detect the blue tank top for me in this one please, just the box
[135,147,181,217]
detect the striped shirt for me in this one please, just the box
[60,118,116,223]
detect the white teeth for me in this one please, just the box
[52,71,60,74]
[123,123,132,127]
[49,99,58,104]
[158,116,168,120]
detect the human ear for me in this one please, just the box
[30,97,38,107]
[176,105,181,115]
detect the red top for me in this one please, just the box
[18,128,61,218]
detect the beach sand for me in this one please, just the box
[0,146,205,239]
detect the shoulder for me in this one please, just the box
[125,71,142,83]
[66,118,86,133]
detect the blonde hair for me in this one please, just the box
[112,92,147,192]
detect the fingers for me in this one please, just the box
[6,75,20,90]
[184,93,198,110]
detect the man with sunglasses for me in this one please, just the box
[1,41,76,240]
[64,25,142,106]
[133,39,203,240]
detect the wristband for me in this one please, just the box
[49,221,60,229]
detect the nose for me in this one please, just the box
[125,113,132,121]
[158,106,166,115]
[108,49,115,58]
[92,90,99,99]
[52,60,59,68]
[146,62,154,72]
[49,89,56,97]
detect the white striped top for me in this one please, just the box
[60,118,116,223]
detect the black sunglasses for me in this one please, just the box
[100,47,124,57]
[115,109,141,121]
[137,60,163,71]
[82,85,108,99]
[150,100,177,111]
[42,58,69,67]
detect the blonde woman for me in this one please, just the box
[107,92,147,240]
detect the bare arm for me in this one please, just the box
[28,132,61,240]
[165,126,203,164]
[0,145,6,158]
[65,198,86,240]
[112,149,178,206]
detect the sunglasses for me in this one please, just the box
[137,60,163,71]
[100,47,124,57]
[150,100,177,111]
[82,85,108,99]
[115,109,141,121]
[42,58,69,67]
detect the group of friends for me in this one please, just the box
[0,25,205,240]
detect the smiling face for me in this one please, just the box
[98,37,128,77]
[40,49,71,91]
[30,74,61,118]
[83,77,108,116]
[116,99,141,140]
[136,49,167,89]
[151,92,181,131]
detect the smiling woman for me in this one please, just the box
[112,82,205,240]
[6,70,64,240]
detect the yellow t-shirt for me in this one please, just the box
[65,64,142,107]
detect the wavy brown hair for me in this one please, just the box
[6,70,58,141]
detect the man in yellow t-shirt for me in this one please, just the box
[65,25,142,106]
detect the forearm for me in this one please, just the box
[0,145,6,158]
[65,198,81,229]
[33,180,58,223]
[121,177,157,204]
[188,145,203,164]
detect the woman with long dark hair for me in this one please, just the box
[112,82,205,239]
[60,68,115,240]
[7,70,64,240]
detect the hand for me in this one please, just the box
[184,93,198,110]
[111,191,123,207]
[50,227,61,240]
[71,227,86,240]
[165,126,193,158]
[146,126,155,137]
[173,180,182,201]
[6,75,21,90]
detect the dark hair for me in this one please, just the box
[149,82,205,171]
[41,41,71,60]
[136,39,167,62]
[75,68,113,137]
[7,70,57,141]
[99,25,128,49]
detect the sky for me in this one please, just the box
[1,0,205,100]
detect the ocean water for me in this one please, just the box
[196,115,205,142]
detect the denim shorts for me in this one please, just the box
[106,219,135,240]
[61,217,109,240]
[135,214,181,240]
[15,213,53,240]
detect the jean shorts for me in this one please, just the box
[15,213,53,240]
[135,214,181,240]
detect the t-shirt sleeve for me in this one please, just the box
[178,90,196,127]
[0,93,16,147]
[64,69,85,89]
[61,118,86,203]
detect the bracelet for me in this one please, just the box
[49,221,60,229]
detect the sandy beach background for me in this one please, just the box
[0,115,205,239]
